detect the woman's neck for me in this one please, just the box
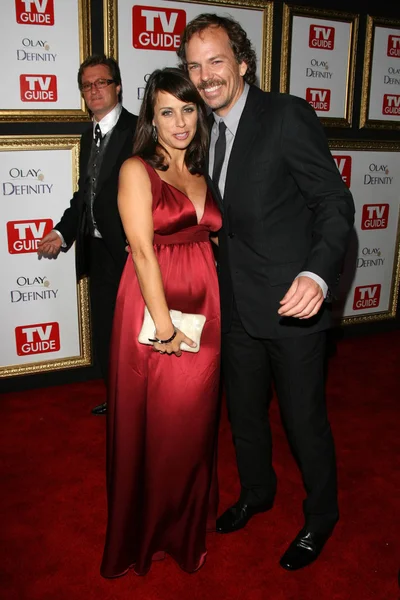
[160,147,187,173]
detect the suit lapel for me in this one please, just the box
[96,108,131,193]
[206,173,223,214]
[80,128,92,174]
[224,86,266,204]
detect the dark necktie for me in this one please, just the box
[212,120,227,190]
[94,123,102,147]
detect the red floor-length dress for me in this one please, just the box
[101,158,222,577]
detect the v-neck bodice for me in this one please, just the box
[136,157,222,244]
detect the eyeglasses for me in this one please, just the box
[80,78,115,93]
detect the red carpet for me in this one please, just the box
[1,331,399,599]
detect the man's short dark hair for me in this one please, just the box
[78,54,122,103]
[177,13,257,86]
[133,67,209,175]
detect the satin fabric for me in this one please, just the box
[101,158,222,577]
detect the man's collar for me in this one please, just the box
[93,103,122,137]
[212,82,250,135]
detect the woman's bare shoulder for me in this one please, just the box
[120,156,151,182]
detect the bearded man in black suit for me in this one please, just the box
[178,15,355,570]
[38,55,137,415]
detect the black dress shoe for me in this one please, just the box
[216,500,273,534]
[280,527,334,571]
[91,402,107,415]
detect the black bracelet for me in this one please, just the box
[148,328,177,344]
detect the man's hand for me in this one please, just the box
[278,275,324,319]
[37,231,62,259]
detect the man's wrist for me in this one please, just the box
[296,271,328,299]
[53,229,66,248]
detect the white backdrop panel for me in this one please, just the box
[0,146,81,368]
[116,0,264,115]
[332,149,400,319]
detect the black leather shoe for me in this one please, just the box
[279,527,334,570]
[216,500,273,534]
[91,402,107,415]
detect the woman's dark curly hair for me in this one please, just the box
[133,67,209,174]
[177,14,257,86]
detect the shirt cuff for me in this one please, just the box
[53,229,67,248]
[296,271,328,299]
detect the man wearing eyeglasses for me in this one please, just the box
[37,55,137,415]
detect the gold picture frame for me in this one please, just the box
[281,4,359,127]
[0,0,91,122]
[328,140,400,325]
[360,16,400,130]
[0,136,91,378]
[104,0,273,95]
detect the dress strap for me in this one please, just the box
[134,156,162,205]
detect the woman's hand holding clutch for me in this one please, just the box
[138,308,206,355]
[152,327,196,357]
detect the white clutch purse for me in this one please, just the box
[138,307,206,353]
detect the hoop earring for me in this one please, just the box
[152,125,158,142]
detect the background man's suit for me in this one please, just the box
[212,85,355,532]
[55,108,137,381]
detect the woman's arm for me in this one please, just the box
[210,235,219,246]
[118,158,195,354]
[118,158,173,339]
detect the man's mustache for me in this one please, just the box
[197,79,226,91]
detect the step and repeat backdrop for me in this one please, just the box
[331,143,400,322]
[0,137,91,378]
[104,0,273,113]
[1,0,399,377]
[0,0,91,121]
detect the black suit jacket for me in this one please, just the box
[210,86,355,338]
[55,107,137,280]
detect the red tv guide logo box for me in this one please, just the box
[20,74,57,102]
[15,322,60,356]
[309,24,335,50]
[306,88,331,111]
[361,205,389,230]
[353,285,381,311]
[132,5,186,51]
[382,94,400,116]
[15,0,55,26]
[7,219,53,254]
[387,34,400,57]
[333,155,352,188]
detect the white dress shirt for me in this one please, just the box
[93,102,122,137]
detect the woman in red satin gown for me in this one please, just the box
[100,68,222,577]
